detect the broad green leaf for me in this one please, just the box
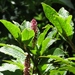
[42,3,62,34]
[58,7,74,29]
[0,62,22,75]
[42,3,74,38]
[38,64,47,74]
[0,45,26,64]
[40,38,56,55]
[68,57,75,61]
[21,28,35,41]
[47,47,64,57]
[58,7,69,18]
[38,64,54,75]
[0,43,6,46]
[50,69,67,75]
[59,65,75,74]
[52,48,64,56]
[56,15,73,37]
[4,60,24,70]
[37,24,51,48]
[40,55,70,64]
[0,63,19,72]
[58,7,74,37]
[30,49,37,55]
[0,20,21,39]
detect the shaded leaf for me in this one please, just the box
[52,48,64,56]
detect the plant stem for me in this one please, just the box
[66,37,75,52]
[31,55,41,75]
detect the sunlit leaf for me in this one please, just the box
[42,3,74,39]
[0,63,19,72]
[21,28,35,41]
[40,38,56,55]
[4,60,24,70]
[0,45,26,64]
[37,24,51,48]
[0,20,21,39]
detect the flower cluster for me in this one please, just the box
[30,19,37,33]
[23,54,30,75]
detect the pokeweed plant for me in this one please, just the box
[0,2,75,75]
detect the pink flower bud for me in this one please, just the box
[30,19,37,33]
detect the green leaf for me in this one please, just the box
[42,3,62,33]
[42,3,74,38]
[40,38,56,55]
[0,45,26,64]
[0,63,19,72]
[58,7,74,37]
[37,24,51,48]
[58,7,69,18]
[38,64,54,75]
[0,43,6,46]
[0,62,23,75]
[0,20,21,39]
[21,28,35,41]
[40,55,69,64]
[59,65,75,74]
[58,7,74,28]
[68,57,75,61]
[38,64,47,74]
[4,60,24,70]
[50,69,67,75]
[56,15,73,37]
[51,48,64,56]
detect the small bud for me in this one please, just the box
[30,19,37,33]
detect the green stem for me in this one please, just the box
[67,38,75,52]
[31,56,41,75]
[66,36,75,52]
